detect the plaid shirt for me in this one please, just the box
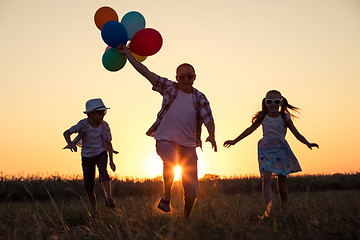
[146,76,214,148]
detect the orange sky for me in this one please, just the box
[0,0,359,178]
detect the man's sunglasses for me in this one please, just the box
[265,99,281,105]
[177,74,195,80]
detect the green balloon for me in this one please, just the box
[102,48,127,71]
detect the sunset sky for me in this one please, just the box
[0,0,359,179]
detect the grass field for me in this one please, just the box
[1,173,359,239]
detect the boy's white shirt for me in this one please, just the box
[67,118,112,157]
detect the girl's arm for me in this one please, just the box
[107,141,116,172]
[223,120,261,148]
[116,44,158,86]
[287,118,319,149]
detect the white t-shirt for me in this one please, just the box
[154,90,197,147]
[69,119,112,157]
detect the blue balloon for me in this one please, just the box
[121,11,146,40]
[101,21,128,48]
[102,48,127,71]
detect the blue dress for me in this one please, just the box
[258,114,302,176]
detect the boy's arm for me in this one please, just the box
[116,44,158,86]
[205,120,217,152]
[223,120,261,148]
[63,130,77,152]
[107,141,116,172]
[287,119,319,149]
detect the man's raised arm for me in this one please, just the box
[116,44,158,85]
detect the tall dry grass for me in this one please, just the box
[1,191,359,239]
[1,172,359,202]
[0,173,359,239]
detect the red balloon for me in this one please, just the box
[129,28,163,56]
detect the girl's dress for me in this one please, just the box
[258,114,301,176]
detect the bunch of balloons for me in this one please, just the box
[94,6,163,72]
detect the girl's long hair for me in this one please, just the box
[251,90,300,126]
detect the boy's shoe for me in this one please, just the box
[105,198,115,209]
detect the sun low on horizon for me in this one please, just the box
[0,0,359,178]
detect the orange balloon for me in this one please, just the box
[94,6,118,30]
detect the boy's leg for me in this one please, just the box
[277,174,288,211]
[97,151,115,208]
[87,192,97,211]
[82,156,97,211]
[101,180,112,199]
[102,180,115,208]
[97,151,111,199]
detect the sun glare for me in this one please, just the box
[174,166,182,181]
[145,153,163,178]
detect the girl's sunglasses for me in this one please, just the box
[265,99,281,105]
[177,73,195,80]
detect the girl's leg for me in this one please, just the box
[277,174,288,211]
[262,170,273,207]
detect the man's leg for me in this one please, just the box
[163,161,176,202]
[181,146,198,219]
[156,140,177,212]
[184,197,196,219]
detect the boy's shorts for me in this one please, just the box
[81,151,110,194]
[156,140,199,198]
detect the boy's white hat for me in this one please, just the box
[83,98,110,114]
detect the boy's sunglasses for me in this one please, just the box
[177,74,195,80]
[265,99,281,105]
[95,110,107,116]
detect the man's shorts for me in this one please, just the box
[81,151,110,194]
[156,140,198,198]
